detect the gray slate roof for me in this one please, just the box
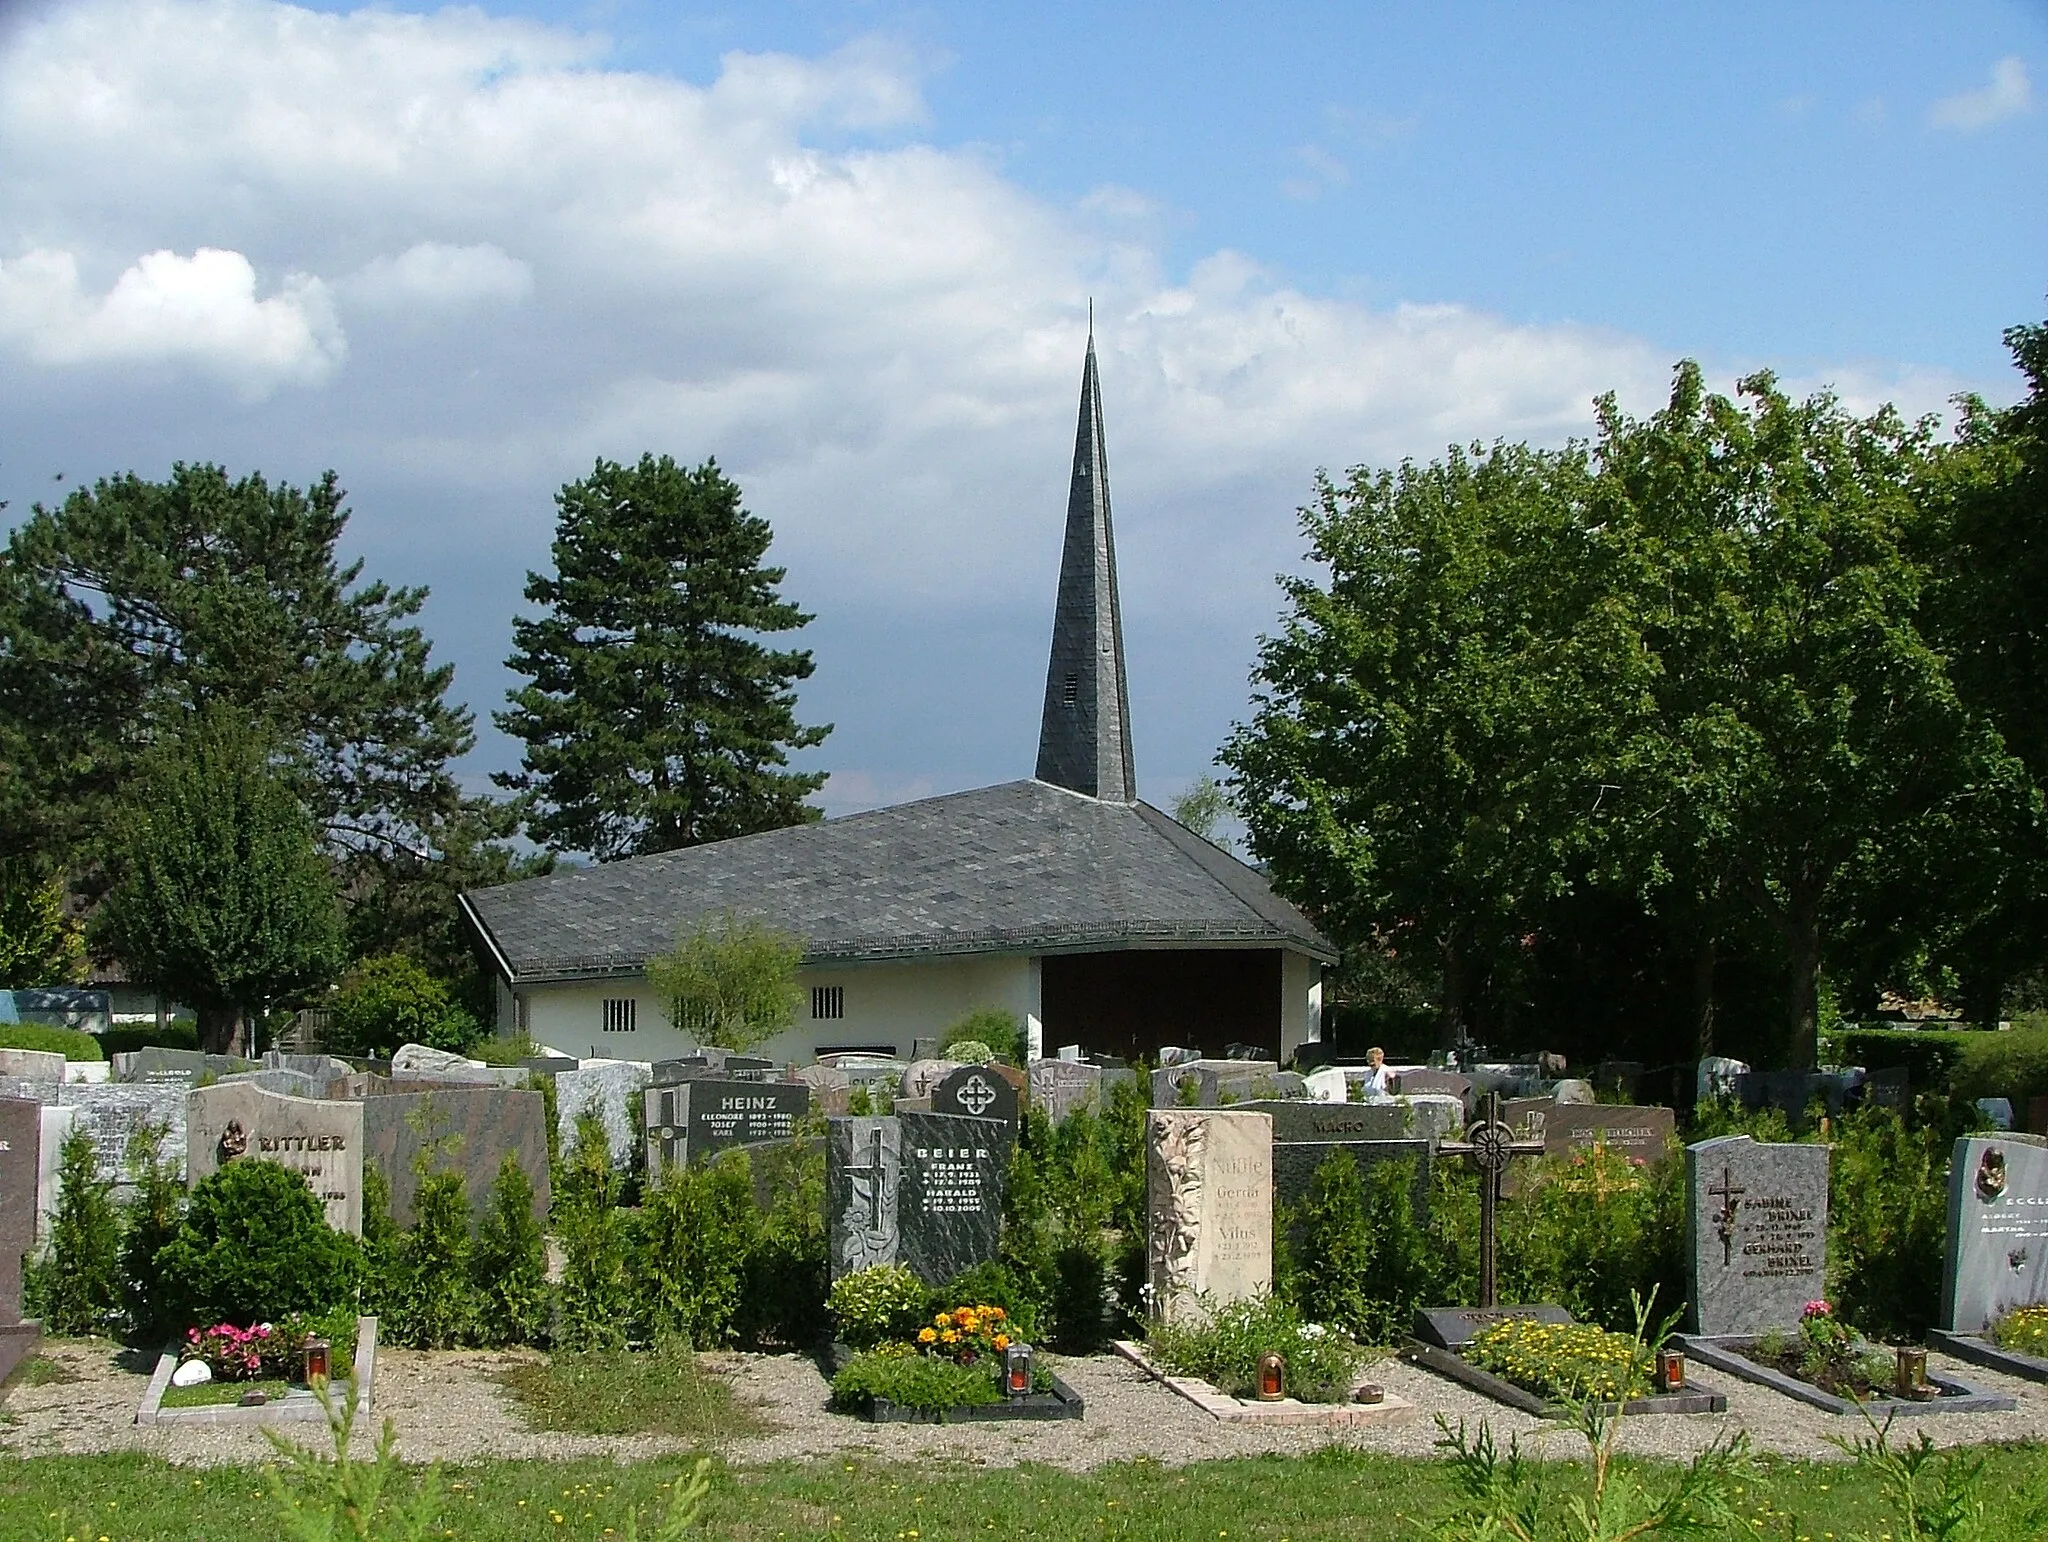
[462,779,1337,983]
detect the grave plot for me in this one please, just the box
[1928,1134,2048,1386]
[1404,1307,1726,1418]
[1678,1134,2015,1415]
[1112,1338,1415,1427]
[137,1316,379,1427]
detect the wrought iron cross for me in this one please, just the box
[1437,1091,1546,1308]
[1708,1164,1745,1267]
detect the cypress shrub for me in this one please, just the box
[26,1124,122,1336]
[737,1139,827,1348]
[1828,1108,1950,1341]
[386,1168,476,1349]
[118,1120,187,1344]
[635,1151,759,1347]
[472,1154,550,1348]
[357,1162,401,1324]
[553,1112,633,1351]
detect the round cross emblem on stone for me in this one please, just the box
[957,1074,998,1116]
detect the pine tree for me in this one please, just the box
[471,1155,550,1347]
[26,1125,122,1337]
[118,1120,187,1344]
[389,1169,476,1350]
[496,455,830,860]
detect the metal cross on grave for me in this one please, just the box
[1438,1090,1547,1308]
[1708,1164,1745,1267]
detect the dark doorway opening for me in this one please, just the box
[1040,948,1282,1062]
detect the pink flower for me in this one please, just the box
[1802,1300,1832,1319]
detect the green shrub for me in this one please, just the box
[97,1022,199,1057]
[356,1164,401,1325]
[553,1112,633,1351]
[946,1038,996,1065]
[1495,1142,1685,1334]
[471,1155,550,1348]
[119,1120,187,1343]
[999,1102,1136,1349]
[155,1160,360,1330]
[1828,1108,1949,1341]
[937,1261,1041,1346]
[940,1006,1026,1065]
[468,1035,539,1066]
[828,1346,1004,1412]
[635,1151,759,1347]
[0,1024,103,1060]
[828,1264,931,1350]
[1993,1305,2048,1357]
[384,1169,476,1349]
[1826,1028,1971,1093]
[25,1124,122,1336]
[1282,1148,1440,1346]
[736,1139,827,1347]
[1466,1315,1650,1404]
[325,954,476,1058]
[1950,1024,2048,1112]
[1146,1293,1366,1403]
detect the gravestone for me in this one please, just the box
[644,1078,809,1169]
[1271,1137,1433,1217]
[1146,1109,1272,1324]
[1151,1064,1217,1107]
[790,1063,852,1116]
[1158,1045,1200,1068]
[1977,1099,2015,1132]
[556,1061,652,1167]
[1686,1134,1829,1336]
[1303,1066,1347,1103]
[0,1049,65,1086]
[1500,1100,1676,1163]
[219,1067,325,1099]
[1028,1059,1103,1123]
[36,1105,75,1237]
[899,1059,960,1099]
[826,1112,1010,1283]
[1396,1069,1472,1104]
[1697,1056,1750,1103]
[1235,1096,1462,1145]
[391,1043,486,1075]
[187,1083,365,1234]
[1552,1079,1596,1105]
[361,1087,550,1230]
[264,1053,354,1081]
[59,1082,186,1187]
[0,1097,41,1383]
[1940,1133,2048,1335]
[931,1064,1019,1132]
[116,1048,254,1087]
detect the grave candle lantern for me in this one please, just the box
[304,1338,330,1386]
[1895,1346,1927,1397]
[1654,1348,1685,1392]
[1255,1352,1286,1401]
[1004,1342,1034,1399]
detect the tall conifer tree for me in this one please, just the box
[496,455,829,859]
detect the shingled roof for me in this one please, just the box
[461,778,1336,983]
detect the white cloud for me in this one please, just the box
[0,245,342,396]
[1930,56,2032,131]
[1280,143,1349,202]
[347,242,534,309]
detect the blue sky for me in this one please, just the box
[1,0,2042,830]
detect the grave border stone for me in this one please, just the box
[1674,1334,2015,1416]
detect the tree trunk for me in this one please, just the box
[1690,935,1717,1060]
[1786,901,1822,1071]
[1439,935,1469,1052]
[195,1003,246,1057]
[1960,963,2004,1029]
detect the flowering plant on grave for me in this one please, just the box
[916,1304,1010,1367]
[1993,1305,2048,1357]
[182,1322,274,1381]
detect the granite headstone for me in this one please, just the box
[361,1086,550,1230]
[1686,1134,1829,1336]
[1501,1099,1676,1162]
[0,1097,41,1382]
[1028,1059,1103,1123]
[59,1082,186,1187]
[790,1063,852,1116]
[897,1110,1010,1284]
[644,1078,808,1169]
[556,1060,653,1167]
[187,1083,365,1234]
[116,1048,255,1087]
[828,1116,902,1278]
[35,1105,74,1238]
[1940,1133,2048,1335]
[931,1064,1020,1132]
[1146,1108,1273,1324]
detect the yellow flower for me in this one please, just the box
[993,1334,1010,1350]
[935,1312,949,1327]
[918,1328,937,1344]
[941,1330,958,1344]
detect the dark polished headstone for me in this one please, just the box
[827,1116,903,1279]
[1499,1100,1676,1162]
[1412,1303,1573,1351]
[1234,1099,1421,1143]
[932,1064,1020,1131]
[898,1111,1010,1285]
[1271,1137,1432,1219]
[1395,1069,1472,1103]
[643,1078,808,1169]
[1941,1133,2048,1334]
[117,1048,255,1087]
[361,1086,550,1231]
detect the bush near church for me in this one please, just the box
[325,952,478,1058]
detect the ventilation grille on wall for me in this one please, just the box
[601,997,636,1033]
[811,986,845,1020]
[1061,673,1079,707]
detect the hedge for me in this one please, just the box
[0,1024,105,1061]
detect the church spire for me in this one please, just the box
[1036,325,1137,802]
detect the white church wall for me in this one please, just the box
[518,952,1041,1065]
[1281,948,1324,1063]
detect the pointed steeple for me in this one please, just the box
[1036,324,1137,802]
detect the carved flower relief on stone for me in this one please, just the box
[1147,1113,1205,1296]
[218,1120,248,1162]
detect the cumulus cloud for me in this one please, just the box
[346,243,534,309]
[0,245,343,396]
[1930,56,2032,131]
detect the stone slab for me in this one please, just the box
[1928,1328,2048,1386]
[0,1097,40,1323]
[361,1087,549,1230]
[0,1049,64,1084]
[556,1061,652,1167]
[827,1116,902,1279]
[1405,1339,1727,1417]
[1676,1334,2016,1416]
[137,1317,379,1426]
[1113,1340,1417,1427]
[187,1084,364,1234]
[1940,1133,2048,1334]
[35,1105,73,1240]
[1686,1135,1829,1336]
[1411,1304,1574,1351]
[643,1078,808,1169]
[1146,1109,1272,1323]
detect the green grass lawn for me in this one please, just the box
[3,1441,2045,1541]
[157,1376,299,1410]
[494,1337,772,1441]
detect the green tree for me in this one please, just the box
[0,464,476,869]
[496,454,830,860]
[470,1155,550,1348]
[325,954,476,1059]
[156,1159,361,1329]
[118,1120,188,1345]
[1170,775,1231,847]
[24,1124,122,1337]
[1223,440,1651,1047]
[94,708,345,1054]
[0,858,85,988]
[646,912,803,1053]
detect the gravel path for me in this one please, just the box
[5,1341,2045,1472]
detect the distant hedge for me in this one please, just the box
[1826,1024,2048,1115]
[0,1024,105,1061]
[1826,1028,1972,1092]
[97,1023,200,1058]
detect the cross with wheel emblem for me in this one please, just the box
[1436,1091,1547,1308]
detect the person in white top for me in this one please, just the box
[1361,1046,1394,1097]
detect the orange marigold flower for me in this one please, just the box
[993,1334,1010,1350]
[918,1327,937,1343]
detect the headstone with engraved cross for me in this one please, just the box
[1685,1133,1829,1336]
[827,1117,903,1279]
[932,1063,1019,1136]
[1437,1091,1546,1308]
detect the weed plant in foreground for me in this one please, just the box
[492,1334,772,1440]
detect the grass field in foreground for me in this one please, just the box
[2,1440,2045,1541]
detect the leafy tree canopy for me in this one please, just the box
[0,858,86,988]
[496,455,830,860]
[647,911,804,1053]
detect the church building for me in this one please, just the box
[461,336,1336,1065]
